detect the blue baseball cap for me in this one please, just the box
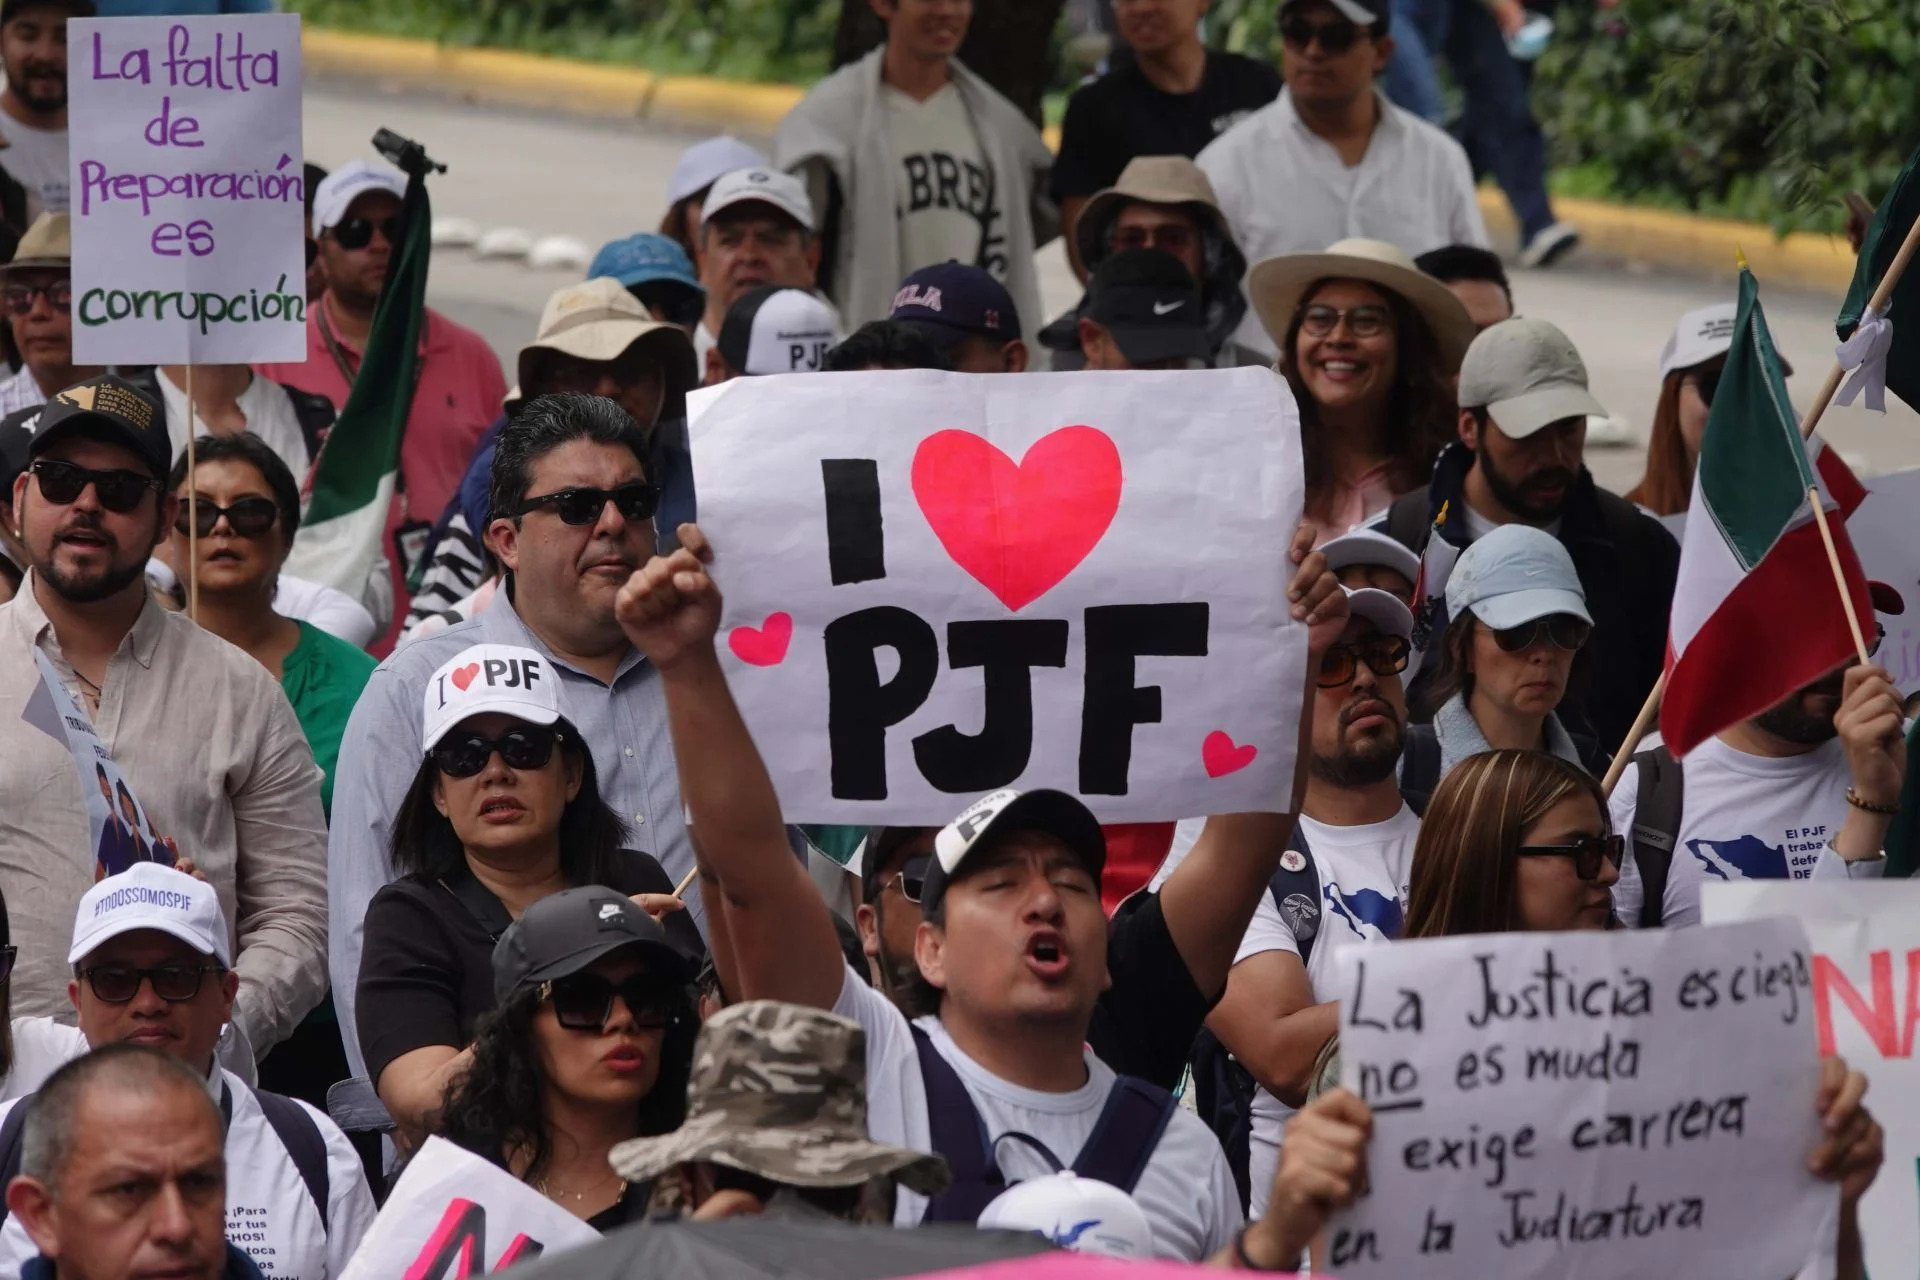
[890,262,1022,344]
[588,234,704,296]
[1445,524,1591,631]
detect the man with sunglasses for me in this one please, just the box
[0,864,376,1280]
[1197,0,1487,359]
[0,376,329,1062]
[0,214,99,418]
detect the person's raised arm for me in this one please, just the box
[615,524,845,1010]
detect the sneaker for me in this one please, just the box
[1520,221,1580,268]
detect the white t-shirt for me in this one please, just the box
[833,967,1241,1261]
[0,1066,374,1280]
[0,1017,87,1101]
[1153,808,1418,1215]
[884,83,1002,283]
[158,371,312,480]
[0,115,68,213]
[1610,736,1884,928]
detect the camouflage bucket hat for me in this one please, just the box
[609,1001,951,1194]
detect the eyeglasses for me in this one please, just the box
[430,725,564,779]
[1299,303,1391,340]
[4,280,71,315]
[1517,834,1623,882]
[31,460,161,513]
[79,964,226,1004]
[541,971,679,1032]
[330,215,403,251]
[1111,224,1198,255]
[1684,368,1721,406]
[515,482,659,527]
[1318,636,1411,688]
[1280,16,1366,53]
[1487,615,1592,653]
[175,496,279,539]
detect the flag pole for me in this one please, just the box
[1797,204,1920,443]
[1808,490,1874,663]
[185,364,198,623]
[1601,673,1664,798]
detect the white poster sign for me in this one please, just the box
[339,1138,600,1280]
[1704,880,1920,1280]
[689,367,1307,824]
[1329,921,1831,1280]
[1850,468,1920,698]
[67,14,306,364]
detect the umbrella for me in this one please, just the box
[507,1217,1056,1280]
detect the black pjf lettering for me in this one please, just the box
[483,658,510,686]
[518,658,540,691]
[820,460,885,586]
[913,620,1069,793]
[1078,603,1208,794]
[824,607,939,800]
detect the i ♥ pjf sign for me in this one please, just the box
[689,367,1307,824]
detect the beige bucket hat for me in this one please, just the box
[516,277,698,415]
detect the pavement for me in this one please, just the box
[303,80,1920,496]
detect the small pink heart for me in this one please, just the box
[451,663,480,691]
[1203,731,1258,778]
[729,613,794,667]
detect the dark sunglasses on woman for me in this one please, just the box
[1318,635,1412,688]
[31,460,161,513]
[175,496,279,539]
[430,725,565,779]
[542,971,679,1032]
[330,215,404,251]
[1490,615,1592,653]
[515,482,659,527]
[1517,833,1623,882]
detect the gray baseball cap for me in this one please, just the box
[1444,524,1591,631]
[1457,317,1608,439]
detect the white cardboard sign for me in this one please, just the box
[1850,468,1920,697]
[688,367,1307,824]
[1704,880,1920,1280]
[1329,921,1831,1280]
[67,14,307,364]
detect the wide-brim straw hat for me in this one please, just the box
[1248,237,1477,371]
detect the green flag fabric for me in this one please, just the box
[1837,142,1920,412]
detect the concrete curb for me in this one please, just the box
[304,26,1856,296]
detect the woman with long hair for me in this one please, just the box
[436,888,697,1228]
[357,643,685,1143]
[1248,239,1475,542]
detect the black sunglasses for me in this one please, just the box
[430,725,564,779]
[1318,636,1411,688]
[330,215,403,251]
[515,482,659,527]
[79,963,226,1004]
[1687,368,1721,406]
[175,496,278,539]
[1280,16,1365,53]
[1489,615,1592,653]
[541,971,679,1032]
[1517,834,1623,882]
[31,460,161,513]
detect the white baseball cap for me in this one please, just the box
[1445,524,1591,631]
[422,644,565,754]
[700,168,815,234]
[668,136,769,206]
[978,1173,1155,1258]
[311,159,406,238]
[1319,527,1421,588]
[1345,586,1414,642]
[717,286,843,376]
[70,863,231,967]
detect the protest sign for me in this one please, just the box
[1704,880,1920,1280]
[67,14,306,365]
[22,650,174,875]
[689,367,1307,824]
[339,1137,599,1280]
[1849,467,1920,697]
[1329,920,1830,1280]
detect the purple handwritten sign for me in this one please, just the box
[67,15,305,365]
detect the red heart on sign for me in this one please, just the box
[451,663,481,691]
[911,426,1124,612]
[1203,731,1258,778]
[729,613,793,666]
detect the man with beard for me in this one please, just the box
[0,375,328,1054]
[1609,660,1899,929]
[0,0,83,215]
[1150,586,1419,1215]
[1382,317,1678,751]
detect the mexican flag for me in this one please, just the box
[1661,267,1873,757]
[1838,141,1920,412]
[280,159,433,598]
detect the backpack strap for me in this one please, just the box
[251,1087,331,1233]
[437,865,515,942]
[1265,824,1323,969]
[1630,746,1685,930]
[1069,1076,1177,1194]
[912,1025,1005,1224]
[0,1098,29,1225]
[1383,493,1431,554]
[1399,724,1441,816]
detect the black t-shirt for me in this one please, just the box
[356,853,677,1088]
[1089,891,1216,1091]
[1051,52,1283,202]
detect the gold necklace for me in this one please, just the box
[535,1169,623,1204]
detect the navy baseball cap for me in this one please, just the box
[890,262,1022,346]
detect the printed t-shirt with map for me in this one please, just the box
[885,82,1004,283]
[1609,735,1879,928]
[1152,807,1418,1216]
[832,966,1242,1260]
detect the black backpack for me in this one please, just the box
[1625,745,1686,928]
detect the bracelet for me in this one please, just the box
[1231,1226,1285,1272]
[1845,787,1899,816]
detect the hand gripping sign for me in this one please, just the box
[688,367,1307,824]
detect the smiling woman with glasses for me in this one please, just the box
[356,642,687,1147]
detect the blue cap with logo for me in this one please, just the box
[1445,524,1592,631]
[890,262,1022,345]
[588,233,704,296]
